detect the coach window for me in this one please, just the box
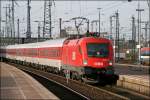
[19,49,21,55]
[31,49,37,56]
[17,49,19,56]
[44,49,48,57]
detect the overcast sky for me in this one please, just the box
[1,0,149,39]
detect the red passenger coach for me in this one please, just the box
[1,37,115,83]
[1,38,66,69]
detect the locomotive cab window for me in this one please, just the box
[87,43,109,57]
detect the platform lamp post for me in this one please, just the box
[110,15,116,63]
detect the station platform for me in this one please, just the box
[0,62,59,100]
[114,63,150,96]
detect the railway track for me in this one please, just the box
[24,70,88,100]
[9,62,150,100]
[97,85,150,100]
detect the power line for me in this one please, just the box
[82,2,123,18]
[32,6,43,15]
[102,2,123,12]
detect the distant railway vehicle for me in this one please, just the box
[0,36,116,83]
[141,47,150,65]
[115,53,126,60]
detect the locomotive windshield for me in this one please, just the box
[87,43,109,57]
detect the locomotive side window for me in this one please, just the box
[87,43,109,57]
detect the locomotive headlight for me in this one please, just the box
[83,59,88,65]
[109,61,113,66]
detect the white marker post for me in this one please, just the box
[66,70,70,84]
[136,44,141,71]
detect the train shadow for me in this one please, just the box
[90,74,119,86]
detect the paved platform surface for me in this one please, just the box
[0,62,59,100]
[114,63,150,96]
[114,63,149,82]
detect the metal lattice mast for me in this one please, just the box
[115,10,119,62]
[147,0,150,47]
[97,8,101,37]
[8,4,12,38]
[17,19,19,44]
[0,0,1,36]
[110,16,113,40]
[12,0,15,38]
[3,5,10,37]
[132,16,136,61]
[43,0,52,38]
[26,0,31,38]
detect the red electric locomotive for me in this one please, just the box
[62,37,114,83]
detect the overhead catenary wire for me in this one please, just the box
[82,1,123,18]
